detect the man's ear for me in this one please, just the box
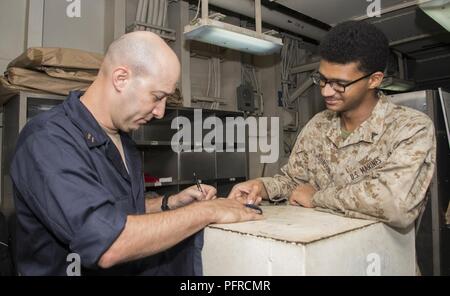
[112,67,130,92]
[368,71,384,89]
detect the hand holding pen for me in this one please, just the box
[193,172,262,214]
[193,172,206,196]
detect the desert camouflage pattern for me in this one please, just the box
[259,93,436,228]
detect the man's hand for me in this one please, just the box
[227,179,267,205]
[170,184,217,209]
[288,184,317,208]
[204,198,265,224]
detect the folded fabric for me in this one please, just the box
[5,67,89,96]
[8,47,103,70]
[1,47,188,107]
[40,67,97,82]
[0,76,49,105]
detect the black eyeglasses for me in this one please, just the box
[311,71,375,93]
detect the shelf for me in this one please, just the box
[145,181,177,188]
[135,140,172,147]
[216,177,247,183]
[177,179,217,185]
[137,107,249,198]
[144,179,219,188]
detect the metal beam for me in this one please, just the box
[289,79,314,104]
[168,0,191,106]
[290,61,319,75]
[26,0,44,48]
[114,0,126,39]
[255,0,262,34]
[202,0,209,20]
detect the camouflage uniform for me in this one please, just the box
[259,93,436,228]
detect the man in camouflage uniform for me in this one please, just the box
[229,21,436,229]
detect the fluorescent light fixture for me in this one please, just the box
[380,77,415,92]
[420,0,450,32]
[184,18,283,55]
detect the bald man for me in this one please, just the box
[10,32,262,276]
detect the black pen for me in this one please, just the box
[193,172,205,196]
[245,203,263,215]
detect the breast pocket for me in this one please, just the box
[344,153,386,184]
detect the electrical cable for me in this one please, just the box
[191,0,201,24]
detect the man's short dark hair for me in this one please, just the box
[318,20,389,74]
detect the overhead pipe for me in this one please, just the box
[152,0,160,32]
[255,0,262,34]
[146,0,155,31]
[208,0,328,42]
[156,0,165,34]
[162,0,168,27]
[202,0,209,20]
[141,0,149,29]
[136,0,144,30]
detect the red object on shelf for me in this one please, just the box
[144,174,159,183]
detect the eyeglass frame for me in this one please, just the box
[310,71,376,93]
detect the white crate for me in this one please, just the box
[202,205,415,276]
